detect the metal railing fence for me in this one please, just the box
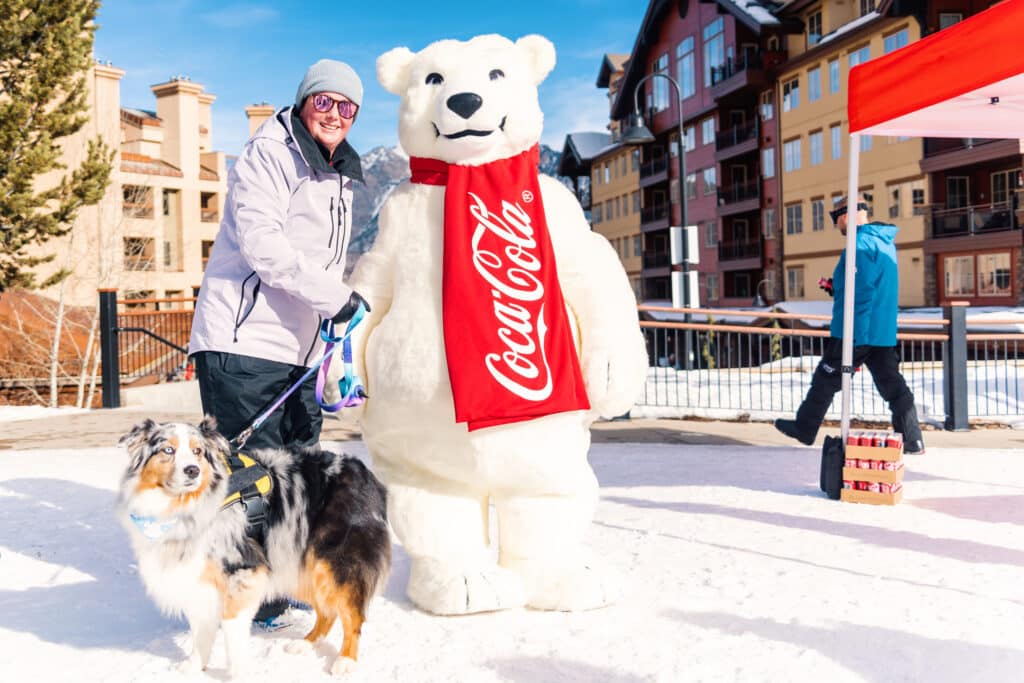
[637,305,1024,425]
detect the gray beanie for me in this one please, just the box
[295,59,363,108]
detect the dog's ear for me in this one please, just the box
[197,415,231,463]
[119,419,156,471]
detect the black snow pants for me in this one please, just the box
[795,338,921,443]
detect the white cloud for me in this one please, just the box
[539,75,611,148]
[201,4,277,28]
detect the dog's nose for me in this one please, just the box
[183,465,200,479]
[447,92,482,120]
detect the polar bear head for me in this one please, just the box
[377,34,555,166]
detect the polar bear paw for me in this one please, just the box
[407,558,526,615]
[510,559,622,611]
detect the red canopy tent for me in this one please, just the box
[838,0,1024,439]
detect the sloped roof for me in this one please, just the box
[120,152,183,178]
[557,132,613,176]
[597,53,630,88]
[121,107,161,127]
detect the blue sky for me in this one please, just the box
[95,1,641,156]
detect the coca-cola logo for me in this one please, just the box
[468,190,553,401]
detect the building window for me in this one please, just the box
[606,199,613,220]
[676,37,696,99]
[849,45,871,68]
[764,208,776,239]
[163,240,172,267]
[828,59,840,95]
[652,53,670,111]
[632,149,640,171]
[201,240,214,270]
[830,124,842,160]
[884,28,909,54]
[809,131,823,166]
[783,78,800,112]
[860,135,873,152]
[604,164,611,183]
[200,192,219,222]
[670,178,680,205]
[786,203,803,234]
[978,253,1012,297]
[807,10,822,47]
[702,167,717,195]
[592,204,603,223]
[991,169,1022,205]
[122,185,154,219]
[683,125,696,151]
[944,255,974,297]
[615,196,621,218]
[783,138,801,172]
[808,66,822,102]
[669,132,679,158]
[124,237,155,271]
[939,13,962,30]
[888,185,901,218]
[912,183,925,215]
[860,0,876,16]
[787,266,805,298]
[634,235,642,257]
[760,90,774,120]
[762,148,775,179]
[633,191,641,213]
[686,173,697,200]
[811,198,825,231]
[703,17,724,87]
[706,273,720,301]
[705,220,718,247]
[701,117,715,146]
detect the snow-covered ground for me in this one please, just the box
[2,440,1022,682]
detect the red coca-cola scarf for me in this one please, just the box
[409,144,590,430]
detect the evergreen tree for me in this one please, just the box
[0,0,113,291]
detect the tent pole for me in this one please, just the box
[841,135,861,444]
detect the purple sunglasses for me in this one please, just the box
[311,93,358,119]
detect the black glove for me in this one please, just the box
[332,291,370,324]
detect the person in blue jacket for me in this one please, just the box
[775,195,925,453]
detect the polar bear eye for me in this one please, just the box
[489,69,505,81]
[425,72,444,85]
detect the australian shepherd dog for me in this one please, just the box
[116,417,390,677]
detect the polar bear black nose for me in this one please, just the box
[447,92,483,120]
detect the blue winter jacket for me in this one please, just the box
[829,222,899,346]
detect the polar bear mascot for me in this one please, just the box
[346,33,647,615]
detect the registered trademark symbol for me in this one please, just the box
[521,190,534,203]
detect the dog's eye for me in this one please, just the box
[162,446,175,455]
[425,72,444,85]
[192,447,203,456]
[489,69,505,81]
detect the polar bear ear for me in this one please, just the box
[377,46,416,95]
[515,35,556,86]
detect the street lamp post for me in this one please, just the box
[752,278,770,308]
[622,71,693,370]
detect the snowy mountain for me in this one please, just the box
[346,143,571,272]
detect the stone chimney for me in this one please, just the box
[152,76,204,179]
[245,103,276,137]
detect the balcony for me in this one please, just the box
[920,138,1024,173]
[639,155,668,188]
[642,251,671,269]
[640,203,670,232]
[715,119,759,161]
[717,178,761,216]
[709,52,774,100]
[928,202,1019,238]
[718,239,761,262]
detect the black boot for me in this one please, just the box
[893,405,925,454]
[775,419,816,446]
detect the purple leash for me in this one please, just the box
[231,304,367,448]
